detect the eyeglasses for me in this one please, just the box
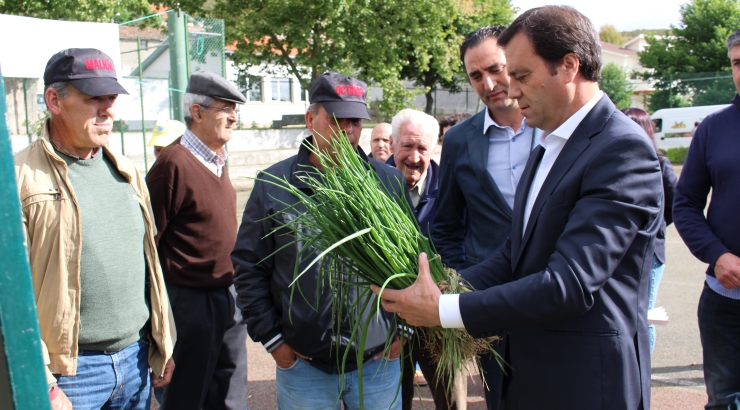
[200,104,239,116]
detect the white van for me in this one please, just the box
[651,104,730,149]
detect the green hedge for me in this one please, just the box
[666,147,689,164]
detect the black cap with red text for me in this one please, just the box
[44,48,129,96]
[309,72,371,120]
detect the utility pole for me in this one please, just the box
[168,4,188,122]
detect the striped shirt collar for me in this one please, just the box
[181,129,227,169]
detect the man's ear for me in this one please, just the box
[191,104,204,123]
[560,53,580,83]
[45,88,63,116]
[305,110,315,133]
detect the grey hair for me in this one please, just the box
[391,108,439,152]
[44,81,72,107]
[183,93,218,127]
[727,29,740,56]
[307,102,321,115]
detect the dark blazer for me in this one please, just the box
[386,155,439,237]
[432,110,537,270]
[459,95,662,410]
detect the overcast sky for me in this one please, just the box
[511,0,689,31]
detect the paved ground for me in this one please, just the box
[235,164,709,409]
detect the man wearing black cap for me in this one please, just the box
[14,48,176,409]
[146,71,249,410]
[232,72,406,409]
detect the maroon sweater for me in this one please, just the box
[146,141,237,288]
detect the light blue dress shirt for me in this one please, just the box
[483,110,536,210]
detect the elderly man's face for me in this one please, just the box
[370,123,392,162]
[306,104,363,159]
[464,37,517,113]
[732,45,740,94]
[50,85,116,150]
[393,122,432,189]
[192,99,237,151]
[505,33,568,132]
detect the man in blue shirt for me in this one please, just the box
[431,25,537,410]
[674,28,740,410]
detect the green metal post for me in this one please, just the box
[220,20,226,78]
[120,120,125,156]
[168,5,188,122]
[137,37,148,172]
[168,73,174,120]
[220,18,229,169]
[22,78,30,143]
[0,65,52,410]
[184,12,191,79]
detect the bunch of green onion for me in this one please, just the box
[258,132,504,407]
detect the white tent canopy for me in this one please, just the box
[0,14,122,80]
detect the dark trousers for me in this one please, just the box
[401,334,455,410]
[161,284,248,410]
[698,283,740,410]
[480,344,505,410]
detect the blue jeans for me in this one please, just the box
[276,356,402,410]
[648,256,665,355]
[55,339,151,410]
[698,283,740,409]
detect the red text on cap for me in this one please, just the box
[335,85,364,97]
[85,59,114,71]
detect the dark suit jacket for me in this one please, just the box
[386,155,439,237]
[459,95,662,410]
[432,110,537,270]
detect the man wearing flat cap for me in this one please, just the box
[232,72,407,408]
[146,70,248,410]
[14,48,176,409]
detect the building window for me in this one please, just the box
[237,75,262,102]
[271,77,291,102]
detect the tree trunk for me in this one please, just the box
[425,89,434,115]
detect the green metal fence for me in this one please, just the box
[118,8,225,172]
[639,71,736,112]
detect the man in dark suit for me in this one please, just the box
[433,25,536,272]
[432,25,538,410]
[375,6,662,409]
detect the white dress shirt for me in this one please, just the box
[439,91,605,329]
[409,170,428,208]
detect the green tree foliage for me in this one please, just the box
[396,0,515,114]
[599,24,626,44]
[599,63,634,109]
[0,0,152,23]
[211,0,358,92]
[621,29,671,38]
[638,0,740,111]
[666,146,689,164]
[200,0,515,115]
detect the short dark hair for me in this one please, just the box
[439,113,471,140]
[497,6,602,82]
[460,25,506,70]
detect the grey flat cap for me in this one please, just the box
[186,71,247,104]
